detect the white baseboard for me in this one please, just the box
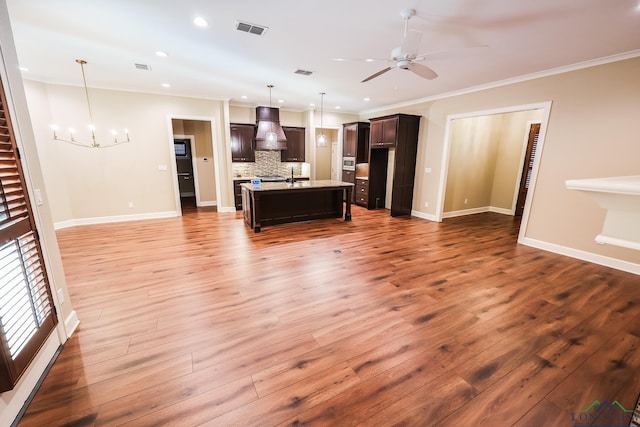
[217,206,237,213]
[64,309,79,338]
[442,206,490,218]
[411,210,439,222]
[489,206,514,215]
[196,200,217,207]
[442,206,513,218]
[519,237,640,275]
[54,211,180,230]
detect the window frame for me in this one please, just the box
[0,75,57,392]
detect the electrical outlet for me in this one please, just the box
[424,202,429,207]
[128,202,134,208]
[464,198,468,204]
[425,167,432,173]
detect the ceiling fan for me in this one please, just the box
[360,8,439,83]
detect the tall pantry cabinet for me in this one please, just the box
[367,114,421,217]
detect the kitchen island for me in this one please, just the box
[241,180,354,232]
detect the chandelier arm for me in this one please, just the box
[51,59,130,148]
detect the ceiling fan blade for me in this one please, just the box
[417,45,489,62]
[332,57,391,63]
[401,30,423,57]
[408,62,438,80]
[362,66,394,83]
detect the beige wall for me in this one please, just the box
[490,110,543,209]
[23,81,230,223]
[315,128,338,180]
[361,57,640,266]
[444,109,543,213]
[172,119,216,204]
[445,115,500,211]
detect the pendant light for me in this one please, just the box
[317,92,327,147]
[51,59,130,148]
[265,84,277,147]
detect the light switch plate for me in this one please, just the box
[34,189,43,206]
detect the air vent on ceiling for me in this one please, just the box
[235,20,268,36]
[135,63,151,71]
[294,69,313,76]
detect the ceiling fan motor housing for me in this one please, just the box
[397,59,411,70]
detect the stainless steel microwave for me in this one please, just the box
[343,156,356,171]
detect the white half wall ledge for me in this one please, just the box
[566,175,640,251]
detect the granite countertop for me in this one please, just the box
[240,180,353,192]
[233,176,309,181]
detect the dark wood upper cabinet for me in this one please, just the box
[281,126,305,162]
[230,123,255,162]
[343,122,370,163]
[370,117,398,149]
[367,114,421,216]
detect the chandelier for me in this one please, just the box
[51,59,130,148]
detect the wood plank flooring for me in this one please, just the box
[17,207,640,426]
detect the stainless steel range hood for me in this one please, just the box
[255,106,287,150]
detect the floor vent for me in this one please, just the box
[135,63,151,71]
[235,20,268,36]
[294,69,313,76]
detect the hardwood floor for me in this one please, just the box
[17,207,640,426]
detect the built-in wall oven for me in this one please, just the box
[343,156,356,171]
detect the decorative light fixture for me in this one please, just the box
[265,84,278,147]
[51,59,130,148]
[317,92,327,147]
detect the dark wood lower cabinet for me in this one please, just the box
[241,182,353,232]
[355,178,369,207]
[342,170,355,203]
[234,179,250,210]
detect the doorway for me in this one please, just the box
[437,101,552,241]
[173,136,197,210]
[314,128,339,180]
[515,123,541,217]
[169,117,219,214]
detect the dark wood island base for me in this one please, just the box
[241,180,354,232]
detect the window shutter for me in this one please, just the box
[0,76,57,392]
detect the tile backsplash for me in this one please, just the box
[232,151,304,177]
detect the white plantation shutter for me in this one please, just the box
[0,76,56,392]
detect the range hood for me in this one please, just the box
[255,106,287,150]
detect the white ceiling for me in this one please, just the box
[6,0,640,114]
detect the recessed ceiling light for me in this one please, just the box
[18,66,28,72]
[309,103,315,107]
[364,97,370,102]
[156,51,168,57]
[335,106,341,109]
[241,95,248,99]
[194,17,208,27]
[365,59,375,62]
[161,83,170,88]
[278,99,284,103]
